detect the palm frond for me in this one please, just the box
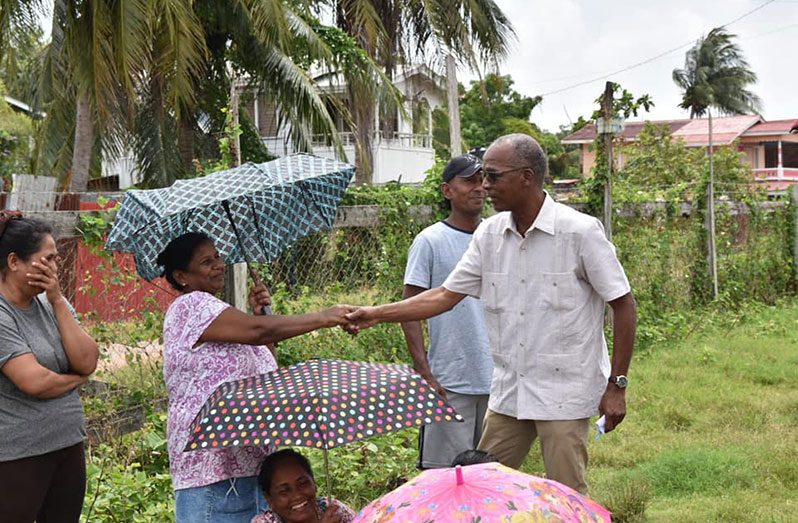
[253,46,342,156]
[0,0,43,61]
[152,0,207,117]
[672,26,760,118]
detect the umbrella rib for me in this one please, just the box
[299,179,331,228]
[248,196,269,260]
[222,199,253,262]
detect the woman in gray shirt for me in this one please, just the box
[0,211,99,523]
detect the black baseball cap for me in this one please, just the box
[442,153,482,183]
[468,146,487,159]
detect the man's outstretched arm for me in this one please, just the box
[347,287,466,330]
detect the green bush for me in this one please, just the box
[82,412,173,522]
[599,475,651,523]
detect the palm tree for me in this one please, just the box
[673,26,761,299]
[0,0,41,61]
[0,0,44,101]
[31,0,395,190]
[334,0,515,182]
[33,0,161,191]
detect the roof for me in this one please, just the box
[561,114,765,146]
[743,119,798,136]
[671,115,762,147]
[3,95,45,119]
[561,119,690,144]
[392,64,445,90]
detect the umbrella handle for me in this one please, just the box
[246,263,272,316]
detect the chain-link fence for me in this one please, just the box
[10,192,795,442]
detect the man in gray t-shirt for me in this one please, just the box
[401,153,493,468]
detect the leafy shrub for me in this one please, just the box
[82,412,173,522]
[599,475,651,523]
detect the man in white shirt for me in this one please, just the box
[347,134,637,494]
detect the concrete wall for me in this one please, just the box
[374,143,435,184]
[308,138,434,184]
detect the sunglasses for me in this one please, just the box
[483,166,528,183]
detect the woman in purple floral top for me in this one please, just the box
[159,233,355,523]
[251,449,356,523]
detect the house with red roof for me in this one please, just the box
[561,115,798,191]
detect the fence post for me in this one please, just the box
[224,263,249,312]
[792,185,798,283]
[223,72,250,312]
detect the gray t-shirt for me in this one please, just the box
[404,221,492,395]
[0,294,85,462]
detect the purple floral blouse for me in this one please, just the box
[163,291,277,490]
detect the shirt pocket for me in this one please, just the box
[539,272,577,311]
[482,272,509,312]
[536,352,584,403]
[482,272,514,369]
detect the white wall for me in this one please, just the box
[102,156,140,189]
[308,139,434,185]
[373,145,434,184]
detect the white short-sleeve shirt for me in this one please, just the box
[443,194,631,420]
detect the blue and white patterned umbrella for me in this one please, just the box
[105,153,355,281]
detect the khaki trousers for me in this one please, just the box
[477,409,590,494]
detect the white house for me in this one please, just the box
[244,64,446,184]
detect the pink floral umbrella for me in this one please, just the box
[354,462,612,523]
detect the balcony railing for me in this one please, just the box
[753,168,798,180]
[307,131,432,149]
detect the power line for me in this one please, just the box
[746,22,798,41]
[722,0,777,27]
[536,0,777,97]
[538,40,695,97]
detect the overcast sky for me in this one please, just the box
[460,0,798,133]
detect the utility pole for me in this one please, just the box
[707,109,719,299]
[601,81,614,242]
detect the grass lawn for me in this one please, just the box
[524,299,798,522]
[83,296,798,521]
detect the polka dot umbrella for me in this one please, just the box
[184,358,464,497]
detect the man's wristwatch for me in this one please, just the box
[608,375,628,388]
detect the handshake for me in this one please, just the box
[322,304,380,334]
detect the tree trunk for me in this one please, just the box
[446,53,461,157]
[177,113,196,171]
[70,92,94,192]
[351,88,374,185]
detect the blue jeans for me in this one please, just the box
[174,476,269,523]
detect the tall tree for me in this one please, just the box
[0,5,43,102]
[673,26,760,298]
[459,74,541,149]
[32,0,394,190]
[34,0,157,191]
[334,0,515,183]
[0,0,42,64]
